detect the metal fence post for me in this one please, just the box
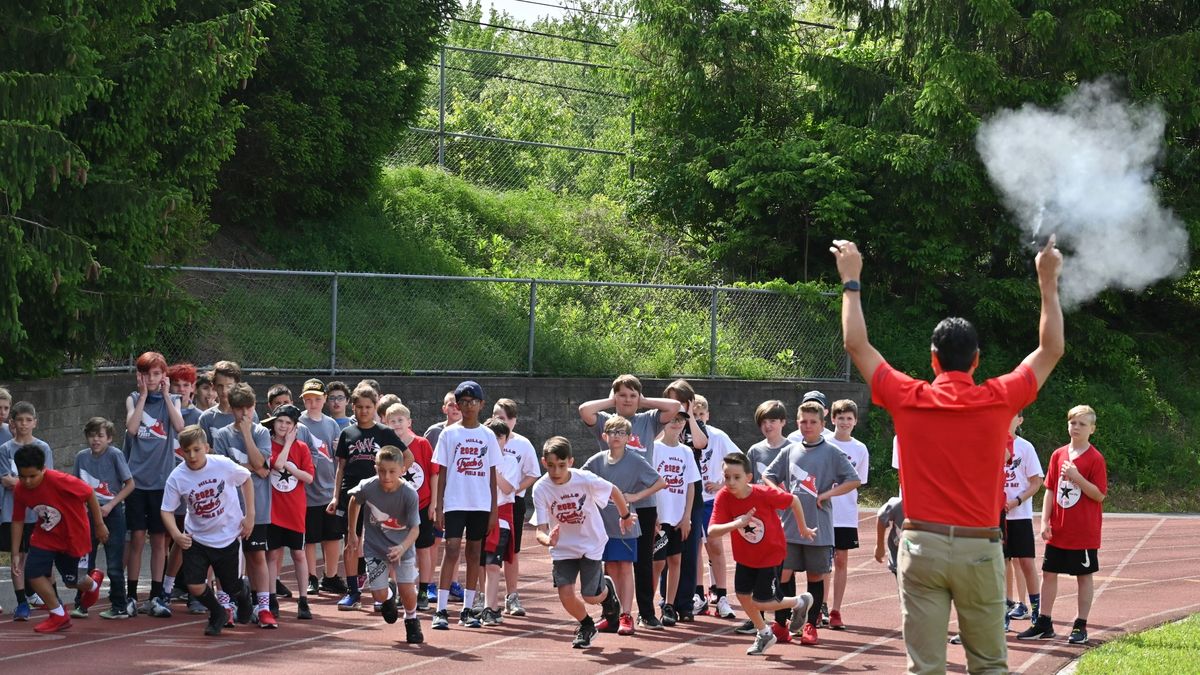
[330,272,339,375]
[438,47,446,169]
[709,287,719,376]
[527,280,537,376]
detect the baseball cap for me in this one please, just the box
[802,390,828,409]
[262,403,302,430]
[300,378,326,398]
[454,380,486,401]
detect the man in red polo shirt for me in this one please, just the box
[830,236,1063,674]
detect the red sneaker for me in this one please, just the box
[80,569,105,610]
[770,621,792,644]
[829,610,845,630]
[34,613,72,633]
[257,608,278,629]
[617,613,635,636]
[800,622,819,645]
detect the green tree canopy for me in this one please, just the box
[1,0,270,377]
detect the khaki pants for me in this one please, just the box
[898,529,1007,674]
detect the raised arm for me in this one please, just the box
[1020,235,1064,390]
[831,240,885,381]
[577,392,615,427]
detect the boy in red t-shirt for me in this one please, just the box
[385,402,439,611]
[708,451,816,656]
[263,404,315,621]
[11,445,110,633]
[1018,405,1107,645]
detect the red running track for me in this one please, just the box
[0,513,1194,674]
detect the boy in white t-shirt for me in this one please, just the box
[1002,413,1044,627]
[692,395,738,619]
[478,418,523,625]
[533,436,635,649]
[431,381,499,630]
[490,398,542,617]
[160,426,255,636]
[824,399,870,630]
[652,414,701,625]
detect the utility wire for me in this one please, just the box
[511,0,628,20]
[451,17,619,47]
[444,64,628,98]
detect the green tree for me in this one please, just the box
[211,0,456,227]
[1,0,270,377]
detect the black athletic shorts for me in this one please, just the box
[306,504,345,542]
[267,524,305,551]
[125,489,166,534]
[182,539,242,589]
[1043,543,1099,576]
[512,497,527,553]
[416,506,435,549]
[1003,518,1036,559]
[834,526,860,551]
[443,510,489,542]
[734,563,782,603]
[242,524,269,553]
[481,528,511,567]
[0,521,33,553]
[652,523,683,561]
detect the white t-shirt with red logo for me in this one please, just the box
[652,441,701,527]
[1004,436,1044,520]
[496,451,522,508]
[698,425,739,502]
[502,431,541,498]
[532,469,614,561]
[433,423,499,513]
[826,436,870,528]
[162,455,252,549]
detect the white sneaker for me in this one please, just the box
[28,593,44,608]
[716,595,736,619]
[692,593,707,615]
[505,593,526,617]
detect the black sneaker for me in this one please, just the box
[381,595,399,624]
[405,617,424,644]
[276,579,293,598]
[432,609,450,630]
[638,613,664,630]
[1068,626,1089,644]
[1017,617,1056,640]
[676,611,694,623]
[307,576,320,595]
[459,608,481,628]
[204,609,224,636]
[735,618,758,635]
[573,618,597,649]
[297,598,313,620]
[321,575,349,595]
[234,586,254,624]
[417,587,430,612]
[661,604,678,627]
[599,575,621,626]
[819,602,830,628]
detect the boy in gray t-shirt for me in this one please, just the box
[762,401,860,644]
[347,447,423,644]
[72,417,135,617]
[875,497,904,575]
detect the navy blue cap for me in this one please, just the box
[454,380,485,401]
[802,390,828,409]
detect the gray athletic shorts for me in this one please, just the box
[551,557,604,597]
[365,555,418,591]
[784,543,834,574]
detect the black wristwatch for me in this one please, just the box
[843,279,861,292]
[620,511,632,520]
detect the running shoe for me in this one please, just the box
[572,617,597,649]
[459,607,481,628]
[505,592,526,616]
[33,612,71,633]
[800,622,819,646]
[829,609,845,630]
[747,627,778,656]
[617,612,635,636]
[1017,617,1056,641]
[716,596,736,619]
[405,617,425,644]
[638,613,664,630]
[432,609,450,630]
[337,593,362,611]
[149,595,173,618]
[257,607,278,629]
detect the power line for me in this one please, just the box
[443,64,628,99]
[510,0,628,20]
[451,17,619,47]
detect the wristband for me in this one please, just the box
[620,511,632,520]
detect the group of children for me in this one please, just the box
[0,363,1107,657]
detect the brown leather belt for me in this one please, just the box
[903,519,1002,541]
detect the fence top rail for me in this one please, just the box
[443,45,624,70]
[152,265,838,297]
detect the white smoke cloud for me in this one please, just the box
[976,79,1189,309]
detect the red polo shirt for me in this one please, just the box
[873,361,1037,528]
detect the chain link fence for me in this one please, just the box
[113,267,847,380]
[387,45,631,196]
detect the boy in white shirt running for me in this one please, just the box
[533,436,635,649]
